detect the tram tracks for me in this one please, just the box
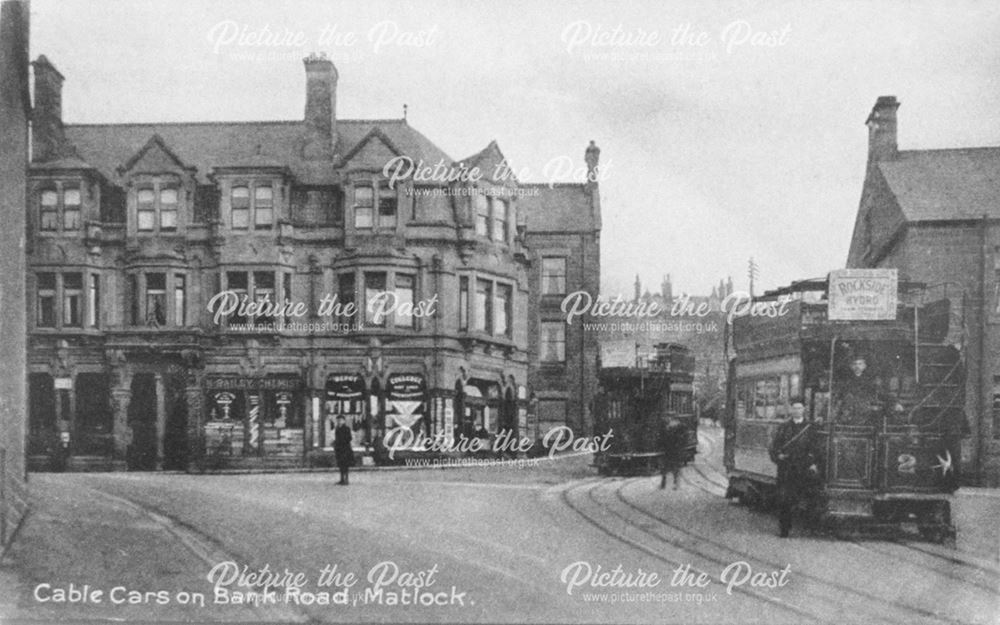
[558,479,832,625]
[613,479,978,625]
[563,476,984,625]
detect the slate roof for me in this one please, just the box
[63,119,452,186]
[877,147,1000,221]
[518,183,597,232]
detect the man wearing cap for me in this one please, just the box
[769,398,821,537]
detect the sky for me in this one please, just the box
[29,0,1000,298]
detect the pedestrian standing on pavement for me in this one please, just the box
[769,398,820,537]
[658,418,685,490]
[334,415,354,485]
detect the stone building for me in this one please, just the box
[25,53,601,471]
[0,0,30,545]
[846,96,1000,485]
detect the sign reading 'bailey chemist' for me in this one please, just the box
[827,268,898,320]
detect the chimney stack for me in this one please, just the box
[31,55,67,162]
[302,53,338,161]
[866,96,899,162]
[585,140,600,186]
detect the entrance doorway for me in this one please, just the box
[128,373,157,470]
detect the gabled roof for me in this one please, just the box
[64,119,452,186]
[119,134,194,176]
[459,140,517,184]
[877,147,1000,221]
[518,183,597,232]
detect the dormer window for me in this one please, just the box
[137,188,156,231]
[159,188,178,230]
[230,183,274,230]
[378,184,397,229]
[354,186,374,228]
[231,186,250,229]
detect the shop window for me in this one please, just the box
[174,274,186,326]
[62,273,82,327]
[39,189,58,231]
[159,188,178,230]
[541,321,565,362]
[542,257,567,295]
[475,279,492,333]
[494,283,512,337]
[491,197,507,242]
[254,185,273,228]
[365,272,387,326]
[458,276,469,331]
[394,274,415,328]
[378,184,397,229]
[474,194,489,237]
[354,186,374,229]
[137,188,156,231]
[36,272,56,327]
[145,273,166,326]
[88,274,100,328]
[231,186,250,229]
[63,187,81,230]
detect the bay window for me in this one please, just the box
[36,273,56,327]
[494,283,512,337]
[231,186,250,229]
[254,185,273,228]
[62,273,82,327]
[63,188,81,230]
[474,194,489,236]
[39,189,58,231]
[475,279,492,333]
[145,273,166,326]
[365,272,387,326]
[394,274,415,328]
[491,197,507,242]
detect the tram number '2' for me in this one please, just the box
[897,454,917,474]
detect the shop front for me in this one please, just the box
[202,375,305,468]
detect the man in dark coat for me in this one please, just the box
[658,418,686,490]
[334,415,354,485]
[769,398,820,537]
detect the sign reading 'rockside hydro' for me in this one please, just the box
[827,268,898,321]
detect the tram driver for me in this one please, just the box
[769,397,821,538]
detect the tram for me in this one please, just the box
[724,273,966,541]
[593,343,698,476]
